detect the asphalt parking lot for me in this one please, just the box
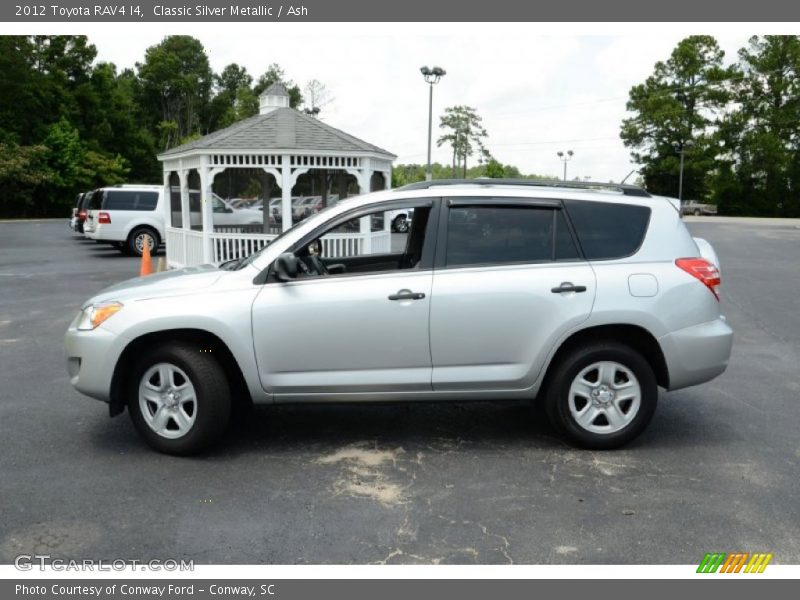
[1,217,799,565]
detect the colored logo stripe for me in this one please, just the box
[745,553,773,573]
[697,553,726,573]
[697,552,772,573]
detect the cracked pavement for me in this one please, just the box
[1,219,799,564]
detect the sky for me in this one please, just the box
[79,24,755,183]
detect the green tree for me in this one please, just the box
[437,105,490,177]
[137,35,213,149]
[254,63,303,108]
[210,63,258,129]
[0,142,53,216]
[621,35,733,200]
[484,158,505,178]
[714,36,800,216]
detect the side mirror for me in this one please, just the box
[225,207,233,213]
[273,253,299,281]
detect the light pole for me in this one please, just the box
[675,140,694,201]
[421,66,446,181]
[557,150,574,181]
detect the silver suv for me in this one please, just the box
[65,180,733,455]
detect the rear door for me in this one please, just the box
[430,198,596,391]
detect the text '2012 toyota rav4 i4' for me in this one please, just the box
[65,180,733,455]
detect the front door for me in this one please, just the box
[251,201,437,397]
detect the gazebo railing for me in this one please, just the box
[166,227,392,269]
[213,231,274,264]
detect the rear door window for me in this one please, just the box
[564,199,650,260]
[445,204,578,267]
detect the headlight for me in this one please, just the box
[77,301,123,330]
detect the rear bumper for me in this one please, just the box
[86,224,125,242]
[64,316,128,403]
[659,317,733,391]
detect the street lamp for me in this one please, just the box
[421,65,446,181]
[557,150,574,181]
[674,140,694,201]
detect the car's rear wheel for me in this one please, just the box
[127,227,159,257]
[544,342,657,449]
[694,209,701,216]
[127,342,231,455]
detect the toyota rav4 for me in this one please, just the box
[65,180,733,455]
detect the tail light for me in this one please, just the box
[98,212,111,224]
[676,258,720,300]
[78,210,87,220]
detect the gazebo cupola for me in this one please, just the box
[259,82,291,113]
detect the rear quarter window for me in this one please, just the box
[564,199,651,260]
[102,190,159,211]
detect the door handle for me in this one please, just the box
[551,282,587,294]
[388,289,426,301]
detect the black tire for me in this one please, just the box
[392,215,409,233]
[127,342,231,455]
[544,342,657,449]
[693,209,701,216]
[127,227,160,257]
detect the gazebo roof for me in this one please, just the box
[261,82,289,97]
[158,108,396,158]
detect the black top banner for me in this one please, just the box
[4,0,800,22]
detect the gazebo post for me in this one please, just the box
[179,169,190,265]
[199,157,214,264]
[355,163,372,253]
[162,169,171,230]
[281,154,292,232]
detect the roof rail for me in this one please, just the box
[396,178,651,197]
[112,183,161,188]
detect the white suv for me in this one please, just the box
[65,180,733,455]
[85,185,265,256]
[84,185,164,257]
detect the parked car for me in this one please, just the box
[204,194,263,227]
[681,200,718,216]
[65,179,733,455]
[72,192,93,233]
[69,192,85,232]
[388,208,414,233]
[84,185,163,256]
[293,196,322,221]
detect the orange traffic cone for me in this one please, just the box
[139,236,153,277]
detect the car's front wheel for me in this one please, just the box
[127,342,231,455]
[544,342,657,449]
[392,214,409,233]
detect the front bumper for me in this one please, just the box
[64,315,127,403]
[659,317,734,391]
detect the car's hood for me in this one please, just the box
[84,265,223,307]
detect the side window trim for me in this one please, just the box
[288,197,436,255]
[258,197,440,284]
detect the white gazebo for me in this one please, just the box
[158,83,396,268]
